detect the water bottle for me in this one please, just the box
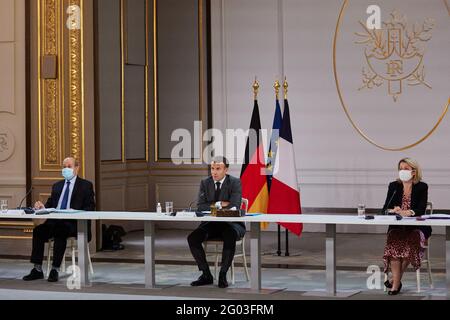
[156,202,162,213]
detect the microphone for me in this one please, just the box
[188,200,196,212]
[16,187,33,210]
[188,192,205,212]
[383,189,402,220]
[383,189,397,215]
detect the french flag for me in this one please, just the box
[267,99,303,236]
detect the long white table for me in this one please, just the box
[1,210,450,297]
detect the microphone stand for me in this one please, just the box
[189,192,205,212]
[383,190,397,216]
[16,187,34,211]
[383,189,402,220]
[188,201,196,212]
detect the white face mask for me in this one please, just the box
[62,168,75,181]
[399,170,413,182]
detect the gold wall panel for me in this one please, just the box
[37,0,85,176]
[38,0,63,169]
[68,0,85,176]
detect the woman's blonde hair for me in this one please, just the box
[398,157,422,184]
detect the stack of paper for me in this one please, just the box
[422,214,450,219]
[374,216,397,221]
[34,208,84,215]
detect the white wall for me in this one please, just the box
[210,0,450,233]
[0,0,26,207]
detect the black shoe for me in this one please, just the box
[388,282,402,295]
[218,273,228,289]
[384,280,393,289]
[48,269,59,282]
[191,273,213,287]
[23,268,44,281]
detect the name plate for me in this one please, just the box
[216,209,244,217]
[175,211,197,218]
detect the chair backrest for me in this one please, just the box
[426,202,433,215]
[241,198,249,213]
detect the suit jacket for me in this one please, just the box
[44,177,96,239]
[382,180,431,238]
[196,175,245,238]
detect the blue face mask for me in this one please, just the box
[62,168,75,181]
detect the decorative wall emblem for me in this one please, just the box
[355,11,435,102]
[333,0,449,151]
[0,127,15,162]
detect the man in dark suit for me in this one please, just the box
[23,157,95,282]
[188,156,244,288]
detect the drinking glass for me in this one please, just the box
[165,201,173,215]
[357,204,366,217]
[1,200,8,213]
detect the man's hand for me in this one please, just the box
[34,201,45,210]
[221,201,230,208]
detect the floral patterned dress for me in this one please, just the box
[383,193,426,272]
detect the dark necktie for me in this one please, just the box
[214,182,221,202]
[60,181,71,210]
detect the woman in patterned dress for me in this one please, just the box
[382,158,431,295]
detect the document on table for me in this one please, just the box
[422,214,450,219]
[374,215,397,221]
[34,208,84,215]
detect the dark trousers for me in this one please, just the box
[30,221,77,268]
[188,222,241,275]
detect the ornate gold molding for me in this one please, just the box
[38,0,63,169]
[0,222,34,227]
[37,0,85,175]
[0,236,33,240]
[68,0,85,176]
[0,222,34,240]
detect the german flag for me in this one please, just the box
[240,98,269,228]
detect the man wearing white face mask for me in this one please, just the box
[23,157,95,283]
[381,157,430,296]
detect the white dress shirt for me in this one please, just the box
[56,176,78,209]
[214,176,226,190]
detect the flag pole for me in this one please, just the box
[247,77,270,232]
[283,77,288,100]
[277,225,282,256]
[274,79,281,100]
[274,79,283,257]
[253,77,259,101]
[283,77,291,257]
[283,77,301,256]
[285,228,290,256]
